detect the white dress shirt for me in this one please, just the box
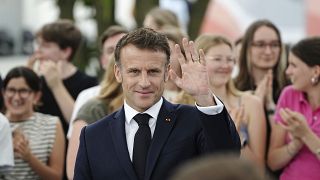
[124,95,224,161]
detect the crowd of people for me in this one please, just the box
[0,6,319,180]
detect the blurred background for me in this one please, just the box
[0,0,319,77]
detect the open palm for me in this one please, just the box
[170,38,210,97]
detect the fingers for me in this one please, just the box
[175,44,186,66]
[181,38,202,63]
[199,49,206,65]
[169,69,182,88]
[279,108,300,130]
[182,38,192,63]
[26,53,41,69]
[189,41,199,62]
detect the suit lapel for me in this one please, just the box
[111,107,137,180]
[145,99,176,180]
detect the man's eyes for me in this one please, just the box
[148,69,161,74]
[128,69,140,74]
[127,69,161,75]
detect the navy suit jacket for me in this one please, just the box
[74,99,240,180]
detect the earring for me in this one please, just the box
[311,76,319,85]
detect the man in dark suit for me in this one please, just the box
[74,28,240,180]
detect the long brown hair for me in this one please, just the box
[234,19,287,101]
[97,55,123,113]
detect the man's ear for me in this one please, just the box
[114,64,122,83]
[62,47,72,60]
[164,64,170,82]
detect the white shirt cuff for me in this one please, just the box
[195,94,224,115]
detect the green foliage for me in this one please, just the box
[188,0,210,40]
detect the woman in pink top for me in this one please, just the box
[268,37,320,180]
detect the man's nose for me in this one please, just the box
[139,71,151,87]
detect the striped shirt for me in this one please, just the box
[3,112,58,180]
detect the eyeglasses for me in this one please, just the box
[251,41,281,50]
[207,57,235,65]
[4,88,33,98]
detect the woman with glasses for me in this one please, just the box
[2,66,65,180]
[235,19,288,112]
[268,37,320,180]
[234,20,289,175]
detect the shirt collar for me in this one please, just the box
[124,97,163,124]
[298,91,308,104]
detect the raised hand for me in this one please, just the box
[169,38,214,106]
[39,60,63,89]
[26,53,41,74]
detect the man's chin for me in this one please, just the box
[136,100,154,111]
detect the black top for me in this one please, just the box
[38,70,98,134]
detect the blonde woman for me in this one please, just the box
[195,34,266,168]
[66,55,123,179]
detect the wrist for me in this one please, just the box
[24,151,32,162]
[49,80,63,91]
[287,139,302,156]
[315,148,320,157]
[286,142,297,156]
[266,108,275,116]
[301,129,314,143]
[195,93,215,107]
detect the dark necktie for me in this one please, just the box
[133,113,151,180]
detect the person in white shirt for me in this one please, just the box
[0,113,14,175]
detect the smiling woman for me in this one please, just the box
[2,66,65,180]
[268,37,320,180]
[195,34,266,170]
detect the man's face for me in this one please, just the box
[101,33,126,70]
[34,37,69,63]
[114,44,169,112]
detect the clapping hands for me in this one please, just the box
[255,69,275,110]
[13,129,31,162]
[279,108,311,140]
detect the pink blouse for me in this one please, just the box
[274,85,320,180]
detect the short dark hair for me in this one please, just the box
[114,28,170,66]
[36,19,82,61]
[100,25,128,48]
[3,66,41,92]
[291,36,320,67]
